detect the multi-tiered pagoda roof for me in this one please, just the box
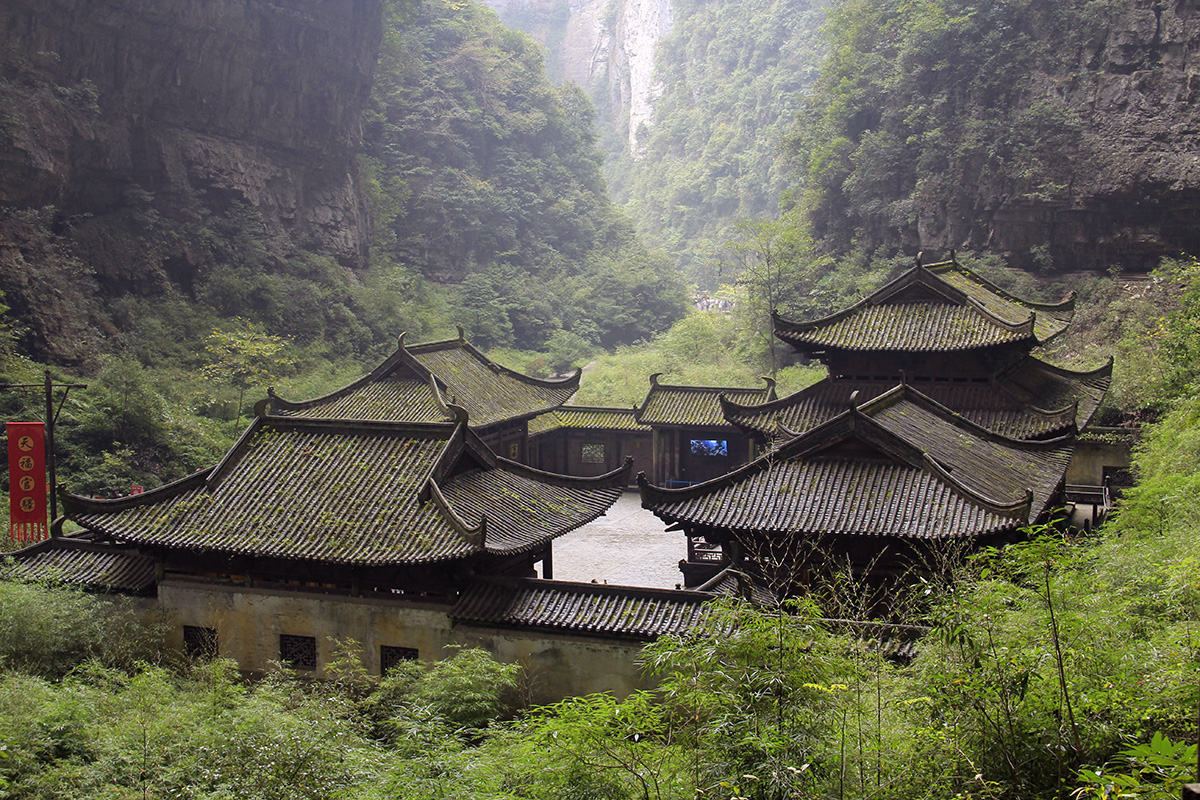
[772,258,1075,357]
[267,329,579,429]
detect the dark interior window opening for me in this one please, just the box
[381,645,420,673]
[183,625,218,659]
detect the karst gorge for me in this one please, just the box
[1,1,1200,799]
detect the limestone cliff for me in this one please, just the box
[0,0,382,362]
[486,0,672,152]
[924,0,1200,270]
[804,0,1200,272]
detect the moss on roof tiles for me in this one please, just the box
[726,357,1108,441]
[275,378,449,422]
[775,260,1073,353]
[529,407,650,436]
[409,343,578,426]
[4,540,157,592]
[646,389,1073,541]
[65,418,624,567]
[639,378,775,426]
[452,578,713,638]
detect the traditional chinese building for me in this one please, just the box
[3,331,736,700]
[724,257,1111,443]
[643,383,1074,592]
[265,328,580,461]
[645,255,1114,591]
[527,406,652,482]
[635,373,775,486]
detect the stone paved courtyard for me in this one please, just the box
[543,491,687,589]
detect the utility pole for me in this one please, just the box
[2,369,86,522]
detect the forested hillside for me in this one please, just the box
[605,0,828,286]
[790,0,1200,271]
[0,0,685,369]
[365,0,686,351]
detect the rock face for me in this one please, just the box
[960,0,1200,270]
[486,0,672,152]
[1,0,381,265]
[0,0,382,359]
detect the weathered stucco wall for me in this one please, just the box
[160,579,651,704]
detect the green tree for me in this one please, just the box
[201,322,295,428]
[719,211,830,375]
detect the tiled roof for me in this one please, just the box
[997,357,1112,430]
[271,377,449,423]
[637,374,776,427]
[694,568,779,605]
[528,406,650,437]
[932,264,1072,343]
[724,357,1111,441]
[774,259,1073,353]
[4,538,156,592]
[825,619,927,661]
[452,578,713,639]
[407,337,579,427]
[267,331,578,428]
[643,385,1073,540]
[65,416,628,567]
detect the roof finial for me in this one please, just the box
[899,369,907,386]
[398,331,407,350]
[849,390,860,410]
[949,248,957,263]
[915,251,924,268]
[649,372,662,387]
[446,403,469,426]
[456,325,465,342]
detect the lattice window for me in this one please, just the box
[183,625,218,659]
[380,645,419,674]
[279,634,317,670]
[581,443,605,463]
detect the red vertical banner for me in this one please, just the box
[8,422,48,543]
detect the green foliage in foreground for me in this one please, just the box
[4,399,1198,800]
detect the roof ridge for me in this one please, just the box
[860,383,1078,447]
[922,453,1033,519]
[926,260,1077,314]
[265,333,443,413]
[646,373,775,394]
[409,334,583,391]
[496,455,634,489]
[63,467,213,515]
[463,575,717,603]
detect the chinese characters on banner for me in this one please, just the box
[8,421,47,542]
